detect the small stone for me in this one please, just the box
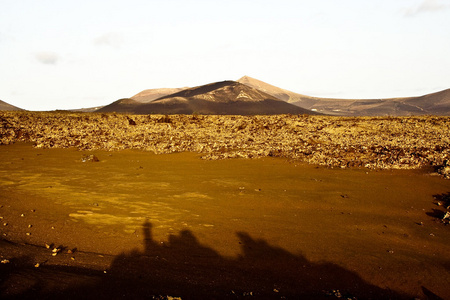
[81,154,99,162]
[443,211,450,221]
[52,248,60,253]
[71,257,75,261]
[67,249,73,254]
[3,223,7,226]
[52,253,58,256]
[28,224,32,228]
[45,243,51,249]
[20,214,24,217]
[26,232,31,236]
[34,263,40,268]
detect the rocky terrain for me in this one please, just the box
[1,111,449,176]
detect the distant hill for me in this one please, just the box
[98,81,318,115]
[238,76,450,116]
[0,100,23,111]
[289,89,450,116]
[69,106,105,113]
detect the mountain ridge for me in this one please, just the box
[98,80,317,115]
[238,76,450,116]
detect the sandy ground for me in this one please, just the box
[1,143,449,299]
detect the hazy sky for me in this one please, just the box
[1,0,449,110]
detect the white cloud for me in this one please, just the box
[404,0,449,16]
[34,51,59,65]
[93,32,123,48]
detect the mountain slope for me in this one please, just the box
[238,76,450,116]
[403,88,450,115]
[131,87,188,103]
[0,100,23,111]
[237,75,312,104]
[290,89,450,116]
[99,81,318,115]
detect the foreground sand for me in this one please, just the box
[0,142,449,299]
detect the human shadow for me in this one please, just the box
[1,220,413,299]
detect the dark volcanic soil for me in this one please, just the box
[0,143,449,299]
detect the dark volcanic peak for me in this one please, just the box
[153,80,284,104]
[99,80,317,115]
[0,100,24,111]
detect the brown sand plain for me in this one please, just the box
[1,112,450,299]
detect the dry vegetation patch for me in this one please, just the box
[1,111,449,175]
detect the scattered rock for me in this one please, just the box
[81,154,99,162]
[1,259,10,264]
[1,112,450,175]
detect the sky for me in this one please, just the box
[1,0,449,111]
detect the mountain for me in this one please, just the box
[237,76,312,104]
[0,100,23,111]
[238,76,450,116]
[131,87,188,103]
[98,81,318,115]
[290,89,450,116]
[403,88,450,115]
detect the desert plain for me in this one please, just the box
[1,111,450,299]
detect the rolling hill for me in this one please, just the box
[238,76,450,116]
[99,81,317,115]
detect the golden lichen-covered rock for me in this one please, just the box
[1,111,449,175]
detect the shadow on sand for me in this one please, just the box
[1,220,413,299]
